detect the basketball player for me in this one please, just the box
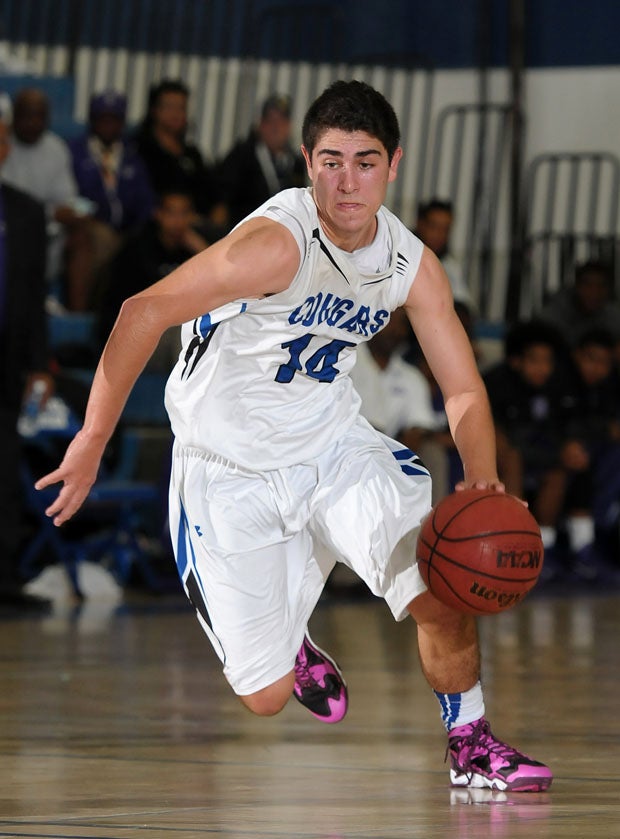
[36,81,551,792]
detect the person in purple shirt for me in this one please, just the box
[69,91,154,308]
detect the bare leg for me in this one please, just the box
[408,591,480,693]
[239,671,295,717]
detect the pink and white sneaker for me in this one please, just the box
[448,717,553,791]
[293,632,348,724]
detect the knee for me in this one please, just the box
[407,590,474,634]
[239,671,295,717]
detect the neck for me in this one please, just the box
[318,213,378,253]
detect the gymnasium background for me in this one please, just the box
[0,0,618,322]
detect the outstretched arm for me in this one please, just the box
[404,247,503,492]
[35,218,301,525]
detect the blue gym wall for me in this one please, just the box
[1,0,619,68]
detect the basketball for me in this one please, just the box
[416,489,544,615]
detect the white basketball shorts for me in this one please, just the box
[168,416,432,695]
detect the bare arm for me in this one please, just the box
[404,247,503,492]
[35,218,301,524]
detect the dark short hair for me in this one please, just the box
[417,198,454,219]
[148,79,189,110]
[301,80,400,161]
[261,93,292,120]
[575,327,617,351]
[155,186,195,207]
[504,319,566,359]
[575,260,613,285]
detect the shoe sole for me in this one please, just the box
[450,768,553,792]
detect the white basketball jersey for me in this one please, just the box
[164,187,424,470]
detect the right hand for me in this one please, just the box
[34,430,106,526]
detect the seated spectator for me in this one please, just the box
[69,90,154,306]
[483,320,584,579]
[97,189,208,373]
[134,79,222,238]
[414,198,473,308]
[539,260,620,347]
[215,93,306,230]
[562,328,620,579]
[349,307,445,502]
[0,111,53,612]
[1,87,92,310]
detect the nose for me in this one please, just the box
[338,165,358,194]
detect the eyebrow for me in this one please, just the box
[316,148,382,158]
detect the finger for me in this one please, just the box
[34,470,64,490]
[48,495,85,527]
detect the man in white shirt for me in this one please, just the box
[2,87,90,308]
[351,306,437,446]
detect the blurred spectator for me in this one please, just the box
[68,90,154,307]
[97,188,208,373]
[215,93,306,230]
[483,320,582,578]
[540,260,620,347]
[414,198,473,308]
[0,113,53,612]
[134,79,222,238]
[562,328,620,579]
[2,87,92,310]
[350,307,437,448]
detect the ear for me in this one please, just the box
[301,144,313,179]
[388,146,403,183]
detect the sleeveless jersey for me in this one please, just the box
[164,187,424,470]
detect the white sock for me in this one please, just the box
[434,681,485,732]
[566,516,595,553]
[539,526,557,549]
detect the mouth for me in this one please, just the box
[336,202,364,212]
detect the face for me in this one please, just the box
[258,109,291,154]
[416,208,453,257]
[0,120,11,167]
[574,343,613,386]
[575,271,610,314]
[302,129,402,251]
[511,344,554,389]
[153,91,188,136]
[13,95,48,144]
[91,112,125,145]
[154,194,195,246]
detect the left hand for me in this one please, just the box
[454,478,506,494]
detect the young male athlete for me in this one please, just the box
[37,81,552,792]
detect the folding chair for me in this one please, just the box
[20,399,164,599]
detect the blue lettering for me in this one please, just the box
[289,295,387,333]
[369,309,390,334]
[341,305,372,335]
[302,294,323,327]
[326,298,355,326]
[289,299,313,325]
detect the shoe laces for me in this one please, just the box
[294,651,315,690]
[447,718,517,769]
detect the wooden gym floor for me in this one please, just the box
[1,572,619,839]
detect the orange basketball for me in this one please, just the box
[416,489,544,615]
